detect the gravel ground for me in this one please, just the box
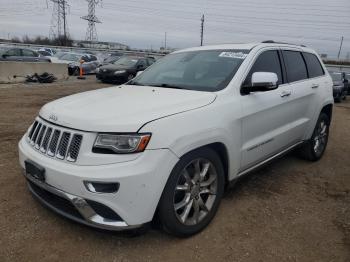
[0,76,349,262]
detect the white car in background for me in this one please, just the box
[19,41,333,237]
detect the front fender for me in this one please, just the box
[139,103,242,181]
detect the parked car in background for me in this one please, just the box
[38,48,56,56]
[37,50,52,57]
[0,47,51,62]
[344,73,350,95]
[330,71,347,102]
[96,56,153,83]
[67,54,99,75]
[52,52,99,75]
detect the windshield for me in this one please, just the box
[130,49,249,91]
[331,72,342,82]
[105,55,121,63]
[113,56,138,66]
[60,53,81,62]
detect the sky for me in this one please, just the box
[0,0,349,58]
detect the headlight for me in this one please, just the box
[96,67,100,73]
[114,70,126,75]
[93,133,151,153]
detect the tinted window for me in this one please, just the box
[244,50,283,86]
[82,55,90,62]
[283,51,308,82]
[22,49,37,57]
[303,52,324,78]
[137,59,147,67]
[147,57,155,65]
[6,48,21,56]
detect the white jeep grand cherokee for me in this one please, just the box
[19,42,333,237]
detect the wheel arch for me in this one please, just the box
[320,103,333,125]
[176,142,230,187]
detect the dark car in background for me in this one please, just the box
[0,47,51,62]
[330,71,347,102]
[96,56,153,83]
[345,73,350,95]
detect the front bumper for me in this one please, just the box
[19,137,179,230]
[96,72,128,83]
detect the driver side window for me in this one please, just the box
[243,50,283,86]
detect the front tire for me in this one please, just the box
[158,148,225,237]
[298,113,330,161]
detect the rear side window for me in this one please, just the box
[303,52,324,78]
[283,51,308,82]
[22,49,37,57]
[244,50,283,86]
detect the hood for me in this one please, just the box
[39,85,216,132]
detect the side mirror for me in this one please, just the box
[242,72,278,94]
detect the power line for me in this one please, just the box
[81,0,102,46]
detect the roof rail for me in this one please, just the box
[261,40,306,47]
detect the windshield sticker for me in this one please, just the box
[219,52,248,59]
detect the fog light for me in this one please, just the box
[84,181,120,194]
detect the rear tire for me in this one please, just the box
[158,148,225,237]
[298,113,330,161]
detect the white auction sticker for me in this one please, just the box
[219,52,248,59]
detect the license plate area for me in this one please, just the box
[25,160,45,182]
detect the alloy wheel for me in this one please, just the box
[313,120,328,155]
[173,158,218,226]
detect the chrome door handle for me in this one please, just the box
[311,84,319,89]
[280,90,291,97]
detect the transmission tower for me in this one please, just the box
[81,0,102,47]
[49,0,69,45]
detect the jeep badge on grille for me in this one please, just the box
[49,114,58,122]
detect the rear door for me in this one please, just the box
[240,49,295,170]
[282,50,326,141]
[21,49,40,62]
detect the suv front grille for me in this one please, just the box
[27,119,83,162]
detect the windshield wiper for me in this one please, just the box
[150,83,187,90]
[128,80,145,86]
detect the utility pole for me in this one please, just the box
[81,0,102,47]
[200,14,204,46]
[164,32,167,50]
[337,36,344,60]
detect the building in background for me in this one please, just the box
[73,40,129,50]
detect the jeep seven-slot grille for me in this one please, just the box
[27,120,83,162]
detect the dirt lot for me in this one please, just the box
[0,77,349,262]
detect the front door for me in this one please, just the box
[239,49,295,171]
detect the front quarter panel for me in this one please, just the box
[139,95,242,180]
